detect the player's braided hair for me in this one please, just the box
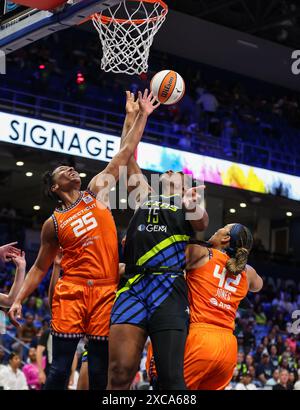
[225,224,253,276]
[42,170,60,202]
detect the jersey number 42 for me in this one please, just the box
[213,265,241,293]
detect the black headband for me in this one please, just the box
[226,223,243,257]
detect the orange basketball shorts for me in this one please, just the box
[51,276,117,339]
[184,323,238,390]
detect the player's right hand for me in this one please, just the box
[8,301,22,327]
[138,89,160,116]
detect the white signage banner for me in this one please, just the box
[1,111,300,201]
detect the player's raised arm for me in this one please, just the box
[246,264,263,293]
[120,91,154,200]
[0,251,26,308]
[87,89,160,196]
[8,218,59,326]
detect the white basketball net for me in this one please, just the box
[92,0,168,75]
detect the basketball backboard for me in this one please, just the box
[0,0,121,54]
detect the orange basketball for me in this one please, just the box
[150,70,185,105]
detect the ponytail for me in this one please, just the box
[226,247,249,275]
[224,224,253,275]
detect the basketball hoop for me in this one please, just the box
[92,0,168,75]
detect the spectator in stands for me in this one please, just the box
[266,369,280,387]
[275,334,285,355]
[255,305,267,325]
[23,296,37,317]
[196,88,219,115]
[256,352,274,385]
[285,335,297,354]
[273,369,293,390]
[243,324,255,354]
[236,352,247,375]
[294,371,300,390]
[235,371,257,390]
[178,131,192,150]
[253,343,264,364]
[13,313,38,359]
[221,118,236,156]
[269,345,279,368]
[248,365,262,388]
[245,354,254,370]
[23,347,41,390]
[0,352,28,390]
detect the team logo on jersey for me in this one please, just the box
[209,297,218,307]
[137,224,167,233]
[83,195,93,204]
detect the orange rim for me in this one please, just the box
[93,0,168,25]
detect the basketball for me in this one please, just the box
[150,70,185,105]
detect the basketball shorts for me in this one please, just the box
[146,322,237,390]
[51,276,117,339]
[110,273,189,334]
[184,323,238,390]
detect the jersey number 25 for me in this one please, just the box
[71,212,98,237]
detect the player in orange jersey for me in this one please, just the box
[183,223,263,390]
[146,223,263,390]
[8,90,160,390]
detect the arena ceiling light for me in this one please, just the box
[16,161,24,166]
[240,203,247,208]
[79,172,87,178]
[229,208,236,214]
[286,211,293,217]
[33,205,40,211]
[26,172,33,177]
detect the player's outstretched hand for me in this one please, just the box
[11,250,26,270]
[125,91,139,116]
[183,185,206,211]
[138,89,160,116]
[0,242,20,263]
[8,301,22,328]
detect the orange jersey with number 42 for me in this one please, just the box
[187,248,249,331]
[52,190,119,283]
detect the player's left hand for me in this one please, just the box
[183,185,206,211]
[138,89,160,116]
